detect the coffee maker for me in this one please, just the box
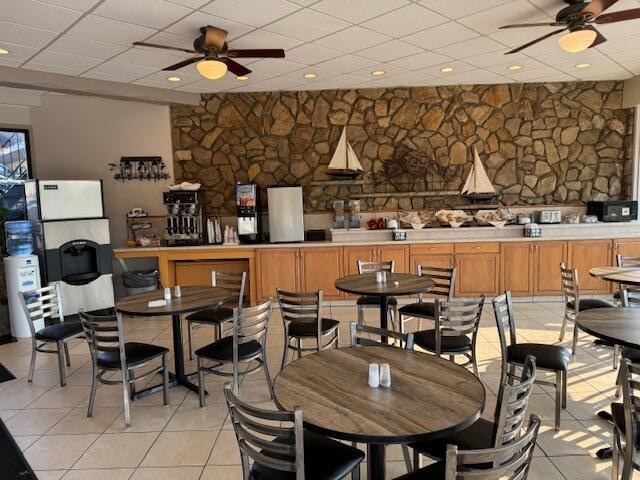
[163,190,203,245]
[236,184,260,244]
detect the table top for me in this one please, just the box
[335,273,435,297]
[273,345,485,444]
[116,286,230,316]
[589,267,640,286]
[577,307,640,350]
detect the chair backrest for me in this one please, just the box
[232,299,272,352]
[617,255,640,268]
[225,383,305,480]
[357,260,394,274]
[616,255,640,304]
[620,359,640,454]
[20,283,64,337]
[493,291,518,363]
[212,270,247,309]
[433,297,485,355]
[444,414,541,480]
[276,289,324,346]
[349,322,414,349]
[78,310,126,370]
[559,263,579,311]
[417,265,456,300]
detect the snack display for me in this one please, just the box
[399,211,435,229]
[474,209,513,228]
[435,210,473,228]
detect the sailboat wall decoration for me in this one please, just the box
[460,146,499,202]
[326,126,364,179]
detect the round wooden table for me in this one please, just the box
[273,345,485,480]
[577,307,640,350]
[590,266,640,287]
[335,273,434,339]
[116,285,229,398]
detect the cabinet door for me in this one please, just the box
[378,245,409,273]
[500,243,534,296]
[567,240,612,293]
[613,238,640,262]
[256,248,299,301]
[343,246,375,276]
[454,253,500,297]
[300,247,343,299]
[410,254,454,275]
[533,241,567,296]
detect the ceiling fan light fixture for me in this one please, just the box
[0,48,9,55]
[558,29,597,53]
[167,76,181,82]
[197,59,228,79]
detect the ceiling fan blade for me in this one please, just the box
[220,58,252,76]
[584,25,607,48]
[581,0,619,18]
[499,22,565,29]
[595,7,640,23]
[224,48,285,58]
[505,27,567,54]
[204,26,228,50]
[162,57,202,71]
[133,41,197,54]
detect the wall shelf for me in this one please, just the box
[350,191,460,198]
[310,180,365,186]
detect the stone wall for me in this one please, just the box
[171,81,634,215]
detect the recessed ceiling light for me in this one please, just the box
[371,69,385,76]
[303,72,317,79]
[575,62,591,69]
[0,48,9,55]
[440,66,455,73]
[508,65,523,71]
[236,75,249,81]
[167,76,181,82]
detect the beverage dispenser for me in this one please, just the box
[236,184,260,244]
[163,190,203,246]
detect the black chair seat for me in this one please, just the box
[508,343,570,372]
[251,429,364,480]
[186,306,233,325]
[622,347,640,362]
[288,318,339,337]
[399,302,435,318]
[357,295,398,306]
[612,402,640,446]
[567,298,615,311]
[35,321,83,341]
[414,329,471,353]
[195,336,262,362]
[97,342,168,368]
[409,417,494,459]
[392,459,445,480]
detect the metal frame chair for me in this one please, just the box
[19,283,83,387]
[277,289,339,369]
[613,359,640,480]
[196,299,273,407]
[79,310,169,428]
[614,255,640,306]
[186,270,247,360]
[349,322,414,349]
[356,260,398,330]
[398,265,456,334]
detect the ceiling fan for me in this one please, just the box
[133,25,285,79]
[500,0,640,54]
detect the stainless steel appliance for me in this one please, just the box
[537,209,561,224]
[163,190,203,245]
[267,185,304,243]
[25,180,114,318]
[236,184,260,244]
[587,200,638,222]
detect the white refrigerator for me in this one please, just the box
[267,186,304,243]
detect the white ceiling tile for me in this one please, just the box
[0,21,58,49]
[247,58,306,76]
[94,0,192,30]
[417,0,512,20]
[435,36,505,59]
[0,42,39,62]
[137,69,202,84]
[355,40,423,63]
[526,0,564,16]
[36,0,100,11]
[80,70,135,82]
[23,63,83,75]
[264,9,350,42]
[67,15,157,45]
[488,24,559,48]
[484,57,546,74]
[0,57,24,68]
[25,50,102,72]
[0,0,83,32]
[280,66,340,82]
[458,0,547,34]
[311,0,410,24]
[284,43,343,65]
[361,4,447,38]
[389,51,453,70]
[368,70,434,87]
[131,77,178,89]
[609,50,640,63]
[596,33,640,54]
[313,54,378,73]
[444,69,512,85]
[402,22,480,50]
[202,0,301,27]
[237,75,306,91]
[349,62,408,79]
[48,34,129,59]
[87,60,156,79]
[230,29,303,51]
[0,86,48,95]
[166,11,254,41]
[315,26,391,53]
[622,60,640,76]
[164,0,210,8]
[464,49,526,67]
[112,48,190,69]
[505,65,562,81]
[419,60,476,78]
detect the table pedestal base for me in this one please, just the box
[132,372,207,400]
[367,444,385,480]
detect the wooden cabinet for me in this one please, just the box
[299,247,343,299]
[256,248,299,301]
[409,244,454,277]
[567,239,613,293]
[613,238,640,261]
[533,241,567,296]
[454,242,500,297]
[342,245,408,274]
[500,242,534,296]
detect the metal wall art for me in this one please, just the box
[109,156,169,182]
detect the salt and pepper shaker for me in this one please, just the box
[381,271,387,283]
[380,363,391,388]
[368,363,380,388]
[174,285,182,298]
[163,287,171,302]
[375,271,383,283]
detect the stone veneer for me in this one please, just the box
[171,81,634,215]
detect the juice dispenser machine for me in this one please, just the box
[236,184,260,244]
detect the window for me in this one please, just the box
[0,129,32,220]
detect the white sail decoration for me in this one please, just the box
[461,146,497,197]
[326,127,364,179]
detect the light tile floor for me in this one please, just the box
[0,300,636,479]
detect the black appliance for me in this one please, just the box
[587,200,638,222]
[236,184,260,244]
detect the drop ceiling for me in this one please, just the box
[0,0,639,95]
